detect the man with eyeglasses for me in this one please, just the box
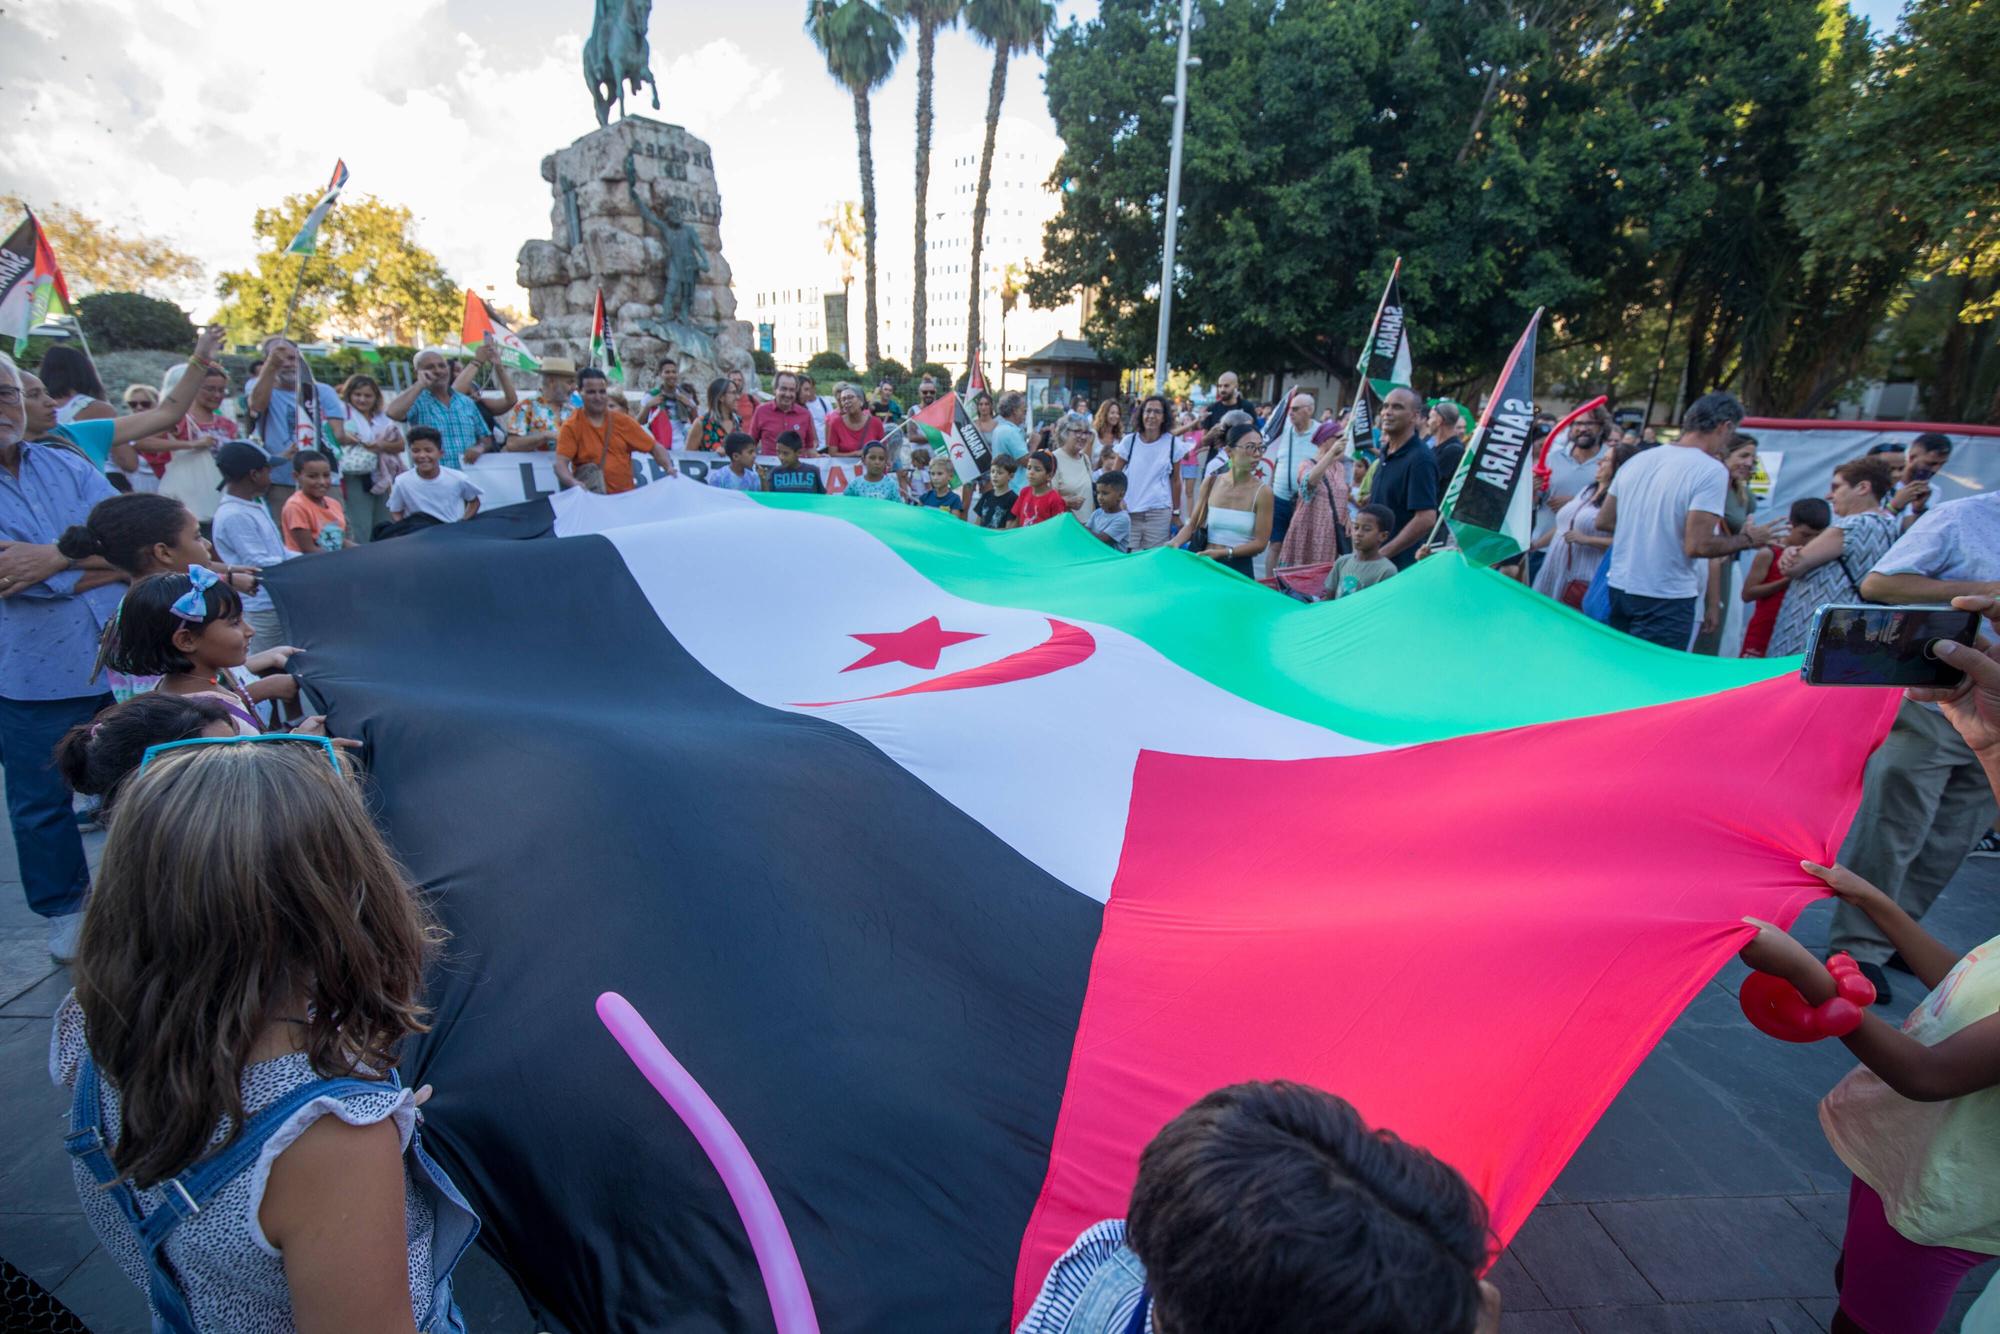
[0,327,227,962]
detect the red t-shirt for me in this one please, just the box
[1013,487,1069,528]
[825,412,884,456]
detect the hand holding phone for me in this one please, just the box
[1800,604,1982,688]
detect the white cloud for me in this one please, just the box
[1,0,1076,344]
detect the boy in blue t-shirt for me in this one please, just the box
[919,456,964,517]
[706,432,763,492]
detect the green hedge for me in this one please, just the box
[77,292,194,353]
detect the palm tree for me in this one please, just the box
[820,200,864,360]
[807,1,903,367]
[888,0,962,367]
[962,0,1054,375]
[998,261,1024,387]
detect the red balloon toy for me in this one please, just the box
[1739,953,1876,1042]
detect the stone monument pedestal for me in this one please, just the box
[516,117,753,394]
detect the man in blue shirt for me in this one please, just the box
[387,341,519,470]
[0,360,121,960]
[245,336,346,518]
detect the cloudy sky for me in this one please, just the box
[3,0,1091,316]
[4,0,1905,320]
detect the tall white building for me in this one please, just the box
[747,118,1086,389]
[923,119,1085,386]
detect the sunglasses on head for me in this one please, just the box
[138,733,341,772]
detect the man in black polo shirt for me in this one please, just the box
[1370,387,1439,569]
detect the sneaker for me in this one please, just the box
[1852,959,1891,1006]
[1971,829,2000,859]
[47,912,83,964]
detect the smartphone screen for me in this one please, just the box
[1800,604,1981,688]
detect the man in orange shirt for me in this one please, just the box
[557,369,676,494]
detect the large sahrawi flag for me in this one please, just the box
[1442,307,1542,566]
[267,484,1893,1332]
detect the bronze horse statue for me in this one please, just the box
[585,0,660,127]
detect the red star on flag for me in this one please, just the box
[841,616,986,673]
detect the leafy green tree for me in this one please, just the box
[1032,0,1652,388]
[963,0,1056,368]
[1788,0,2000,419]
[1031,0,1953,417]
[77,292,195,351]
[0,196,204,297]
[213,194,458,345]
[808,1,905,366]
[888,0,964,366]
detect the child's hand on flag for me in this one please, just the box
[1737,917,1828,993]
[1800,860,1889,912]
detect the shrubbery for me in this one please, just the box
[76,292,194,352]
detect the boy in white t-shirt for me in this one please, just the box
[388,427,482,524]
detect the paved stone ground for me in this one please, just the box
[2,796,1993,1331]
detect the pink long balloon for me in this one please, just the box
[595,991,821,1334]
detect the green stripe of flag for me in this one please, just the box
[744,494,1792,746]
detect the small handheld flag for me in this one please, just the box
[902,393,992,485]
[591,290,624,387]
[1359,258,1413,399]
[1441,308,1543,567]
[0,212,73,354]
[462,290,541,373]
[285,158,349,257]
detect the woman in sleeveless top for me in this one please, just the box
[1168,422,1274,576]
[156,364,231,521]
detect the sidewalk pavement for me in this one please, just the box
[2,799,1993,1331]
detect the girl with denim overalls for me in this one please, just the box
[49,735,477,1332]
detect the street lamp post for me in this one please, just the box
[1153,0,1197,394]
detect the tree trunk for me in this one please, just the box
[966,43,1010,376]
[855,91,881,368]
[911,22,937,367]
[1454,63,1506,167]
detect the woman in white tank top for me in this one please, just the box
[1168,422,1274,576]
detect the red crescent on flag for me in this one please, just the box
[790,618,1095,707]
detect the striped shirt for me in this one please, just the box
[1015,1219,1154,1334]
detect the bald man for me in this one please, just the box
[1200,372,1252,432]
[1368,387,1439,568]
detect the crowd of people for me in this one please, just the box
[3,320,2000,1333]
